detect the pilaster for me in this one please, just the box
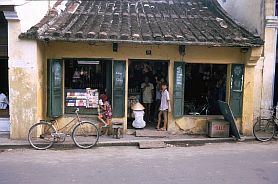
[242,47,263,135]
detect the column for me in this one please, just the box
[260,0,278,115]
[242,47,263,135]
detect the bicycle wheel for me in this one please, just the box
[28,122,56,150]
[72,121,99,149]
[253,119,275,142]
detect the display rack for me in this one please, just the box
[65,89,99,115]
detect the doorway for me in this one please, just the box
[127,59,169,129]
[0,11,9,132]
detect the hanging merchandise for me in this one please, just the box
[72,68,80,79]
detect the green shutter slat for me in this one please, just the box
[106,61,112,104]
[173,62,185,117]
[113,60,126,117]
[47,59,63,117]
[230,64,244,118]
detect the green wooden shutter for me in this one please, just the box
[173,62,185,117]
[47,59,63,117]
[113,60,126,117]
[230,64,244,117]
[106,61,112,103]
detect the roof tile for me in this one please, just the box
[20,0,263,47]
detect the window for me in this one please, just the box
[64,59,111,115]
[184,64,227,115]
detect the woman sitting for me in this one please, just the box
[97,94,112,128]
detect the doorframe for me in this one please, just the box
[127,59,170,130]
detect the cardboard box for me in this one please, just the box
[207,119,230,138]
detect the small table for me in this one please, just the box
[112,121,124,139]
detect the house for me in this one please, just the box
[6,0,264,139]
[219,0,278,120]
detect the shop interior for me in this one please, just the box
[64,59,112,115]
[0,11,9,120]
[127,60,169,129]
[184,64,227,115]
[0,59,9,118]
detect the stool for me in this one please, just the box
[112,121,124,139]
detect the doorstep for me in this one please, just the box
[0,118,10,132]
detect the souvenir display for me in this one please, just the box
[65,89,99,109]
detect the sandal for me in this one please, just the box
[159,128,166,131]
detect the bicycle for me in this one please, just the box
[28,108,100,150]
[188,96,210,115]
[253,107,278,142]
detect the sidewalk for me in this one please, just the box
[0,131,255,150]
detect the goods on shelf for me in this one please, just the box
[65,89,99,108]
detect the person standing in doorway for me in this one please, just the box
[0,92,9,109]
[156,82,171,131]
[154,76,166,122]
[141,76,154,123]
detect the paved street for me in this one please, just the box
[0,141,278,184]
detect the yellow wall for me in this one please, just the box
[45,42,243,63]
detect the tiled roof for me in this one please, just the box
[20,0,263,47]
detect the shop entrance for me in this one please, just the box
[127,59,169,129]
[184,64,227,115]
[0,59,9,119]
[0,11,9,132]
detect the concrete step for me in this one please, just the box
[139,141,167,149]
[136,130,168,137]
[0,118,10,132]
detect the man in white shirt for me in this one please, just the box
[141,76,154,123]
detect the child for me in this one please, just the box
[156,82,171,131]
[98,94,112,127]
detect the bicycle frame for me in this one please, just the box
[253,107,278,141]
[47,108,82,139]
[28,108,100,149]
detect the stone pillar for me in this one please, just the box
[8,18,40,139]
[260,0,278,116]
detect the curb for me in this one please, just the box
[0,137,256,150]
